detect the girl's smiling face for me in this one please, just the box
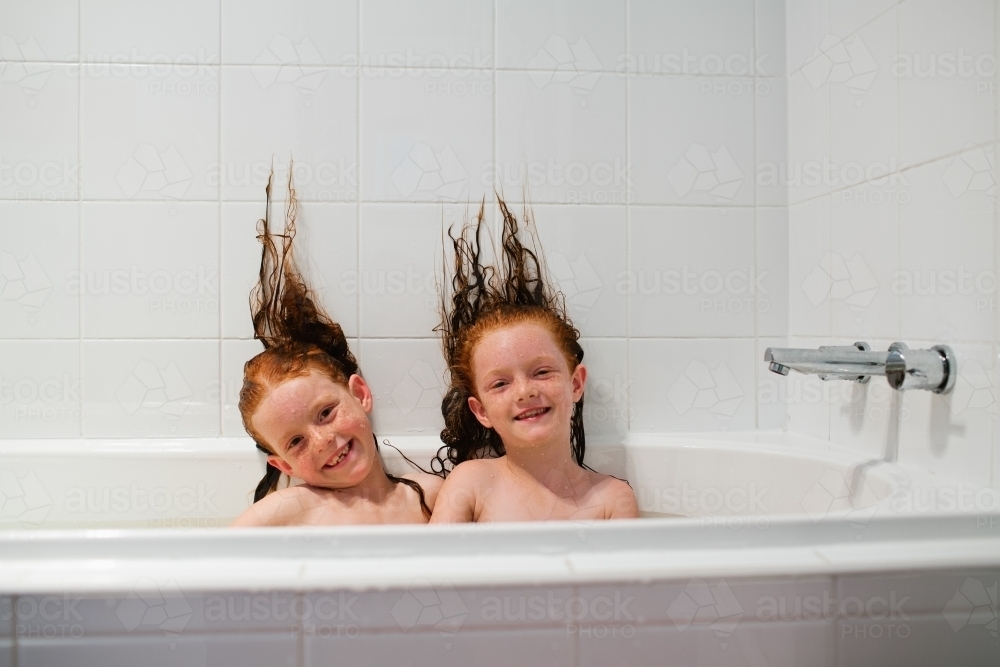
[467,321,586,452]
[251,370,378,488]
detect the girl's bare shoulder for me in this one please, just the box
[402,471,445,509]
[585,470,640,518]
[231,484,330,527]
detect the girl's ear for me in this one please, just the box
[348,374,373,413]
[266,454,293,477]
[467,395,493,429]
[571,363,587,403]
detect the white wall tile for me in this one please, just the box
[830,184,899,340]
[630,76,755,206]
[360,338,446,437]
[789,196,831,337]
[221,338,264,436]
[532,204,626,337]
[80,0,220,63]
[358,204,456,338]
[757,336,789,429]
[221,0,357,66]
[630,338,756,432]
[630,207,756,338]
[495,71,626,204]
[757,75,788,206]
[82,340,219,437]
[756,0,787,77]
[899,210,994,342]
[361,0,493,68]
[838,612,998,667]
[786,0,829,74]
[360,70,492,202]
[80,64,219,201]
[900,148,997,213]
[220,66,357,202]
[0,0,79,62]
[629,0,756,76]
[827,337,901,459]
[579,337,628,443]
[0,64,78,200]
[787,69,830,204]
[783,335,833,440]
[758,206,790,337]
[497,0,625,72]
[827,1,898,40]
[222,201,359,339]
[0,340,80,437]
[897,0,995,166]
[19,632,295,667]
[81,202,220,339]
[305,626,571,667]
[828,8,898,176]
[0,202,79,338]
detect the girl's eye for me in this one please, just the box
[288,436,303,449]
[490,380,507,390]
[320,407,333,420]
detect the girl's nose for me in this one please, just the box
[515,376,539,400]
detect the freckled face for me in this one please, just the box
[251,370,377,488]
[467,322,586,451]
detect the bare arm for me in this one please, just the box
[606,479,640,519]
[428,465,479,523]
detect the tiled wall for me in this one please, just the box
[4,569,998,666]
[0,0,789,443]
[783,0,1000,489]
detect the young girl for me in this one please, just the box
[232,172,441,527]
[429,199,638,523]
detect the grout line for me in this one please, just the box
[356,0,362,343]
[77,0,84,440]
[217,0,223,436]
[624,0,631,434]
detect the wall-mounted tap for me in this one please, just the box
[763,342,956,393]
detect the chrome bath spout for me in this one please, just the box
[763,341,956,393]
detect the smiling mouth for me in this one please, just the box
[323,441,353,469]
[514,407,550,421]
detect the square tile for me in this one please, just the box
[360,338,446,436]
[0,341,80,437]
[630,338,756,431]
[0,64,78,200]
[220,66,357,202]
[0,202,79,338]
[221,201,358,339]
[80,64,219,200]
[80,0,220,63]
[221,0,357,65]
[497,0,625,72]
[361,0,493,68]
[532,204,626,337]
[495,71,627,204]
[221,338,264,436]
[360,70,492,201]
[629,207,756,338]
[757,206,790,337]
[579,338,628,442]
[0,0,79,62]
[628,0,756,76]
[81,202,220,338]
[82,340,220,437]
[630,76,754,205]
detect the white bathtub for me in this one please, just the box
[1,433,998,666]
